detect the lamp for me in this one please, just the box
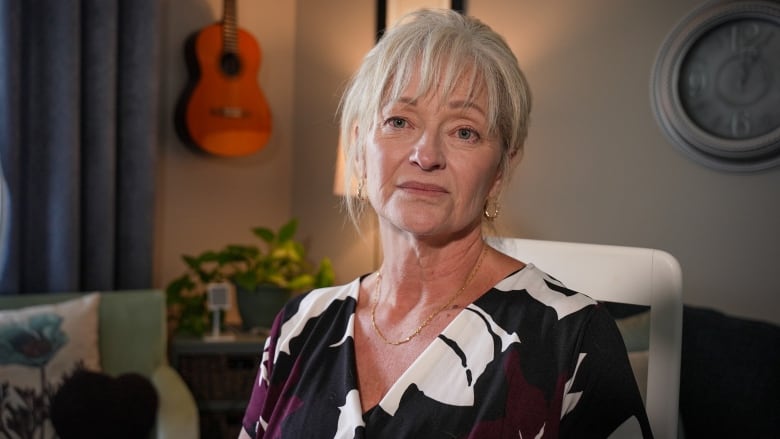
[333,135,382,269]
[332,134,350,196]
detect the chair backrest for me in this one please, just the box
[97,290,168,376]
[487,237,682,439]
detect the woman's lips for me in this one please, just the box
[398,181,448,194]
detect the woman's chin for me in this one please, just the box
[387,213,478,241]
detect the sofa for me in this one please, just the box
[0,290,199,439]
[678,305,779,438]
[609,302,780,438]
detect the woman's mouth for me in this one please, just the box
[397,181,448,194]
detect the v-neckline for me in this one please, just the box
[350,277,489,416]
[350,265,532,417]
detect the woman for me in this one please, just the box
[240,9,651,438]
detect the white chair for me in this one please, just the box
[487,237,683,439]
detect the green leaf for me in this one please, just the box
[287,274,315,291]
[252,227,274,244]
[166,218,336,336]
[315,258,336,288]
[266,273,289,289]
[183,255,200,270]
[277,218,298,243]
[271,241,303,262]
[165,274,193,303]
[198,251,222,263]
[233,271,258,291]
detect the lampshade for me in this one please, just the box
[333,135,384,268]
[333,135,347,196]
[333,133,358,196]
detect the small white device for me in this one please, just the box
[207,282,231,311]
[204,282,235,341]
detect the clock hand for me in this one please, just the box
[737,48,759,92]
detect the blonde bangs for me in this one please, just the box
[379,26,498,140]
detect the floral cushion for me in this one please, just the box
[0,293,101,439]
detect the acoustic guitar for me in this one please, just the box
[176,0,272,157]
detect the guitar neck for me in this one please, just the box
[222,0,238,54]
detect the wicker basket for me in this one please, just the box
[177,353,259,401]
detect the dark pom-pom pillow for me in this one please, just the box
[50,370,159,439]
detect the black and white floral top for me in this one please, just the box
[241,264,653,438]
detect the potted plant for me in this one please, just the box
[166,219,335,336]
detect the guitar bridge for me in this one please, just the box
[211,107,249,119]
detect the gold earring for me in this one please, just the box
[356,178,366,201]
[484,198,500,220]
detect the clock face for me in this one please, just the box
[678,18,780,141]
[651,1,780,172]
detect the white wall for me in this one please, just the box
[155,1,780,325]
[472,0,780,325]
[291,1,378,289]
[291,0,780,325]
[155,0,296,287]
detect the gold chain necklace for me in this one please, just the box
[371,245,488,346]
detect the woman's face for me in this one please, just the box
[364,70,503,240]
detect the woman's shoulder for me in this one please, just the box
[476,265,610,365]
[490,264,597,320]
[281,277,361,322]
[292,277,360,303]
[267,278,362,354]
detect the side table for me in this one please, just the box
[170,334,266,439]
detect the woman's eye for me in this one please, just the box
[387,117,407,129]
[456,128,477,141]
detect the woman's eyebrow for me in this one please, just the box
[394,96,417,106]
[448,100,486,116]
[386,97,485,116]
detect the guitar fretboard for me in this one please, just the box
[222,0,238,54]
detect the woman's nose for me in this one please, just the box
[409,131,445,170]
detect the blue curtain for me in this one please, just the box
[0,0,160,294]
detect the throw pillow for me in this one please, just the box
[0,293,101,439]
[614,310,651,352]
[50,370,158,439]
[613,309,651,404]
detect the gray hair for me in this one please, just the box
[339,8,531,227]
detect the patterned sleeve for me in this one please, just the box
[240,319,281,439]
[559,305,654,438]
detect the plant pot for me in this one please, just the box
[235,285,290,331]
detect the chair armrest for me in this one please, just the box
[149,365,199,439]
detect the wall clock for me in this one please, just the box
[651,0,780,172]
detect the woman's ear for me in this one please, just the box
[352,152,366,182]
[490,149,521,198]
[488,164,504,199]
[352,125,367,178]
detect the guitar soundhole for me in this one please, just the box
[220,52,242,76]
